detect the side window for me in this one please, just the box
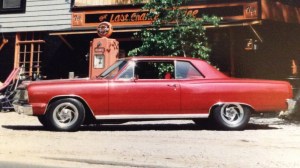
[135,61,174,79]
[175,61,203,79]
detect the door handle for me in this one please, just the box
[167,84,177,88]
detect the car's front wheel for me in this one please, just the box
[212,103,251,130]
[46,98,85,131]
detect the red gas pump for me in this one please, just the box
[89,22,119,79]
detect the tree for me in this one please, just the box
[128,0,221,60]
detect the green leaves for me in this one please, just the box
[129,0,221,60]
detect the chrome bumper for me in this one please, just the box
[13,102,33,116]
[287,99,297,112]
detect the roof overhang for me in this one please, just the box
[49,20,262,36]
[262,0,300,24]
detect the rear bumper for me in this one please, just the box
[13,102,33,116]
[287,99,296,112]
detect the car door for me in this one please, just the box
[109,60,180,115]
[176,60,210,114]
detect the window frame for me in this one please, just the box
[114,59,205,81]
[116,61,136,80]
[131,60,175,80]
[175,60,205,79]
[0,0,26,14]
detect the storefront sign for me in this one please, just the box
[72,2,258,28]
[245,4,258,18]
[97,22,113,37]
[85,10,198,24]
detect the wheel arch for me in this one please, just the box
[209,102,255,117]
[45,95,96,121]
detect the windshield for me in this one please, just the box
[98,60,128,79]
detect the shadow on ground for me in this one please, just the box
[2,122,281,132]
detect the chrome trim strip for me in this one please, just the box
[95,114,209,120]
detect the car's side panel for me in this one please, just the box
[180,80,220,114]
[28,80,109,115]
[109,79,180,115]
[215,82,290,111]
[180,79,291,113]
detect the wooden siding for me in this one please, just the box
[0,0,71,33]
[73,0,147,7]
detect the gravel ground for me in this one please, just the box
[0,112,300,168]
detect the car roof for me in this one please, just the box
[120,56,206,62]
[119,56,228,79]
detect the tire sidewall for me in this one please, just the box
[46,98,85,131]
[212,104,251,130]
[38,115,50,128]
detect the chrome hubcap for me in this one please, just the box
[53,103,78,127]
[220,104,244,125]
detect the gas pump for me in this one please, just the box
[89,22,119,79]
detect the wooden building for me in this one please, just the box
[1,0,300,81]
[0,0,71,80]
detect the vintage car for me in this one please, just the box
[13,57,295,131]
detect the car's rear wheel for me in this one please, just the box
[46,98,85,131]
[212,103,251,130]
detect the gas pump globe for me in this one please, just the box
[89,22,119,79]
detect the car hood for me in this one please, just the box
[20,78,106,88]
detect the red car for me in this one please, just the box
[13,57,295,131]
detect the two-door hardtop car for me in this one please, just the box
[13,57,295,131]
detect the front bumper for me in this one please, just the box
[13,102,33,116]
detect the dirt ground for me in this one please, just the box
[0,112,300,168]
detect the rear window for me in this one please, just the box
[175,61,203,79]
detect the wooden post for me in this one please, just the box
[229,28,235,77]
[14,33,21,68]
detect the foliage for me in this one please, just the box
[128,0,221,60]
[154,62,174,78]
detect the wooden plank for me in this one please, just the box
[0,15,71,23]
[28,0,68,3]
[26,0,71,7]
[0,0,71,33]
[1,20,71,28]
[26,5,70,11]
[0,25,72,32]
[0,10,70,18]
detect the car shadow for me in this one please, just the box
[1,122,280,132]
[2,125,46,131]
